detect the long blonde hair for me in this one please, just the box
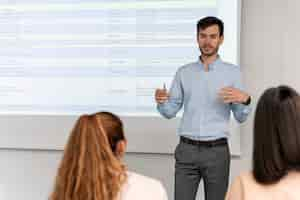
[50,112,127,200]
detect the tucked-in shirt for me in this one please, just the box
[157,57,251,141]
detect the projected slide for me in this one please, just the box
[0,0,239,115]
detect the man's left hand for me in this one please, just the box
[219,87,250,104]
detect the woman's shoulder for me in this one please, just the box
[226,171,261,200]
[238,171,254,181]
[120,171,168,200]
[235,171,264,191]
[230,171,257,193]
[227,170,300,200]
[126,171,164,186]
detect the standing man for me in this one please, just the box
[155,16,251,200]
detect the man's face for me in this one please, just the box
[197,25,223,57]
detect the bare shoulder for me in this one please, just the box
[237,171,255,184]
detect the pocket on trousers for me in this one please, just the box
[213,144,230,163]
[174,142,196,164]
[174,142,181,161]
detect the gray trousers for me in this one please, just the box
[174,139,230,200]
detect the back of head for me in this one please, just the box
[50,111,127,200]
[253,85,300,184]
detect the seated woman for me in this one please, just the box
[50,111,168,200]
[226,85,300,200]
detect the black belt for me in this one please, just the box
[180,136,227,147]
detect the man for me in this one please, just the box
[155,16,251,200]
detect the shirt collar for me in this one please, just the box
[198,55,222,70]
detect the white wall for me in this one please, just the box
[0,0,299,199]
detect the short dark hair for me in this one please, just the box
[253,85,300,185]
[197,16,224,36]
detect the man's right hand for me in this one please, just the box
[155,87,169,104]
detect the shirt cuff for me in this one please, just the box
[242,96,251,105]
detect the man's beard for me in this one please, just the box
[199,46,219,57]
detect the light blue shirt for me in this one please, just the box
[157,57,251,141]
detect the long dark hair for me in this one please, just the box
[253,85,300,184]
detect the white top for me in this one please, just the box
[226,171,300,200]
[118,171,168,200]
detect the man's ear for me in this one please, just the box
[219,35,224,45]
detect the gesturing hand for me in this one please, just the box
[155,84,169,104]
[219,87,250,104]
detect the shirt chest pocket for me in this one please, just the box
[182,73,234,101]
[183,77,205,100]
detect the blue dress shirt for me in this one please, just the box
[157,57,251,141]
